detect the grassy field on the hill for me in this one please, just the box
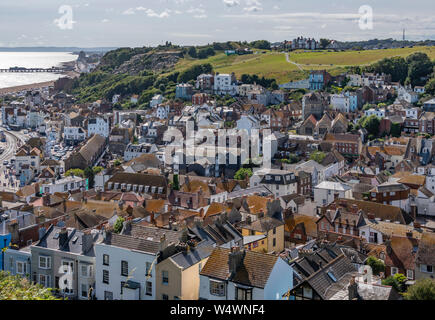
[170,46,435,85]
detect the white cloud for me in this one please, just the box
[122,8,135,15]
[124,7,170,18]
[243,6,262,13]
[169,32,212,38]
[223,0,240,7]
[187,8,207,19]
[102,19,109,23]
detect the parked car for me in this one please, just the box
[3,160,8,165]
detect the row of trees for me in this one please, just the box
[364,52,434,86]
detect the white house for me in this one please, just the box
[250,168,297,198]
[236,115,260,135]
[313,181,352,207]
[365,108,385,118]
[95,232,164,300]
[150,95,164,108]
[398,86,419,104]
[64,127,86,144]
[199,247,294,300]
[214,73,237,96]
[330,94,351,113]
[155,105,170,120]
[40,176,87,195]
[88,116,110,138]
[123,143,158,162]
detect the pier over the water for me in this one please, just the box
[0,66,64,73]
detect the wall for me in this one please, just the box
[263,257,293,300]
[95,243,157,300]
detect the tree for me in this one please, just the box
[406,52,433,86]
[359,115,380,137]
[113,216,125,234]
[319,38,331,49]
[234,168,253,180]
[404,279,435,300]
[365,256,385,276]
[113,159,122,167]
[370,56,408,83]
[382,273,407,293]
[187,46,197,58]
[172,174,180,191]
[390,122,402,137]
[84,167,95,189]
[310,151,326,164]
[65,168,85,178]
[425,78,435,96]
[0,271,59,300]
[93,166,104,175]
[288,154,300,164]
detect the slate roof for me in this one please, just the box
[200,247,278,289]
[170,241,214,270]
[304,254,357,300]
[243,216,284,233]
[105,232,161,255]
[415,232,435,266]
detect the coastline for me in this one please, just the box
[0,81,55,95]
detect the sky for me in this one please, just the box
[1,0,435,47]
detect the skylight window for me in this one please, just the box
[327,271,337,282]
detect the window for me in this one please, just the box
[273,238,276,247]
[39,274,50,287]
[146,281,152,296]
[103,270,109,284]
[81,284,88,298]
[61,260,74,274]
[236,287,252,300]
[103,254,109,266]
[146,262,152,278]
[121,281,126,295]
[39,256,51,269]
[16,261,26,275]
[162,294,169,300]
[407,269,414,280]
[420,264,433,273]
[81,264,92,277]
[104,291,113,300]
[162,270,169,285]
[121,261,128,276]
[391,267,399,275]
[210,280,225,296]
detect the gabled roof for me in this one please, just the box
[200,247,279,289]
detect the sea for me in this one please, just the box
[0,52,78,89]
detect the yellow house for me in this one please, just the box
[156,243,212,300]
[241,216,285,253]
[242,234,268,253]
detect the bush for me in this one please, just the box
[114,217,125,234]
[382,273,407,293]
[404,279,435,300]
[310,151,326,164]
[0,271,59,300]
[365,256,385,276]
[234,168,253,180]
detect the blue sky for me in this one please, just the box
[1,0,435,47]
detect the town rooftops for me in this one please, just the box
[104,232,161,255]
[315,181,352,192]
[200,247,278,289]
[370,181,409,193]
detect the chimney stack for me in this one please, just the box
[81,231,94,254]
[228,246,245,276]
[159,233,167,251]
[348,276,359,300]
[58,227,69,248]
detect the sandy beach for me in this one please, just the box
[0,80,55,95]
